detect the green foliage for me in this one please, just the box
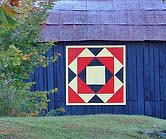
[0,81,48,116]
[46,107,65,117]
[0,1,58,116]
[0,133,6,138]
[0,4,18,28]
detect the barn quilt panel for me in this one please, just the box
[66,45,126,105]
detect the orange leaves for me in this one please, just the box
[1,4,18,17]
[0,0,21,28]
[10,0,19,7]
[22,53,33,61]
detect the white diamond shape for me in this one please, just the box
[114,57,123,74]
[97,94,113,103]
[78,48,95,57]
[114,76,123,93]
[68,58,77,74]
[97,48,113,57]
[79,94,94,103]
[69,77,77,93]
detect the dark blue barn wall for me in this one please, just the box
[31,41,166,119]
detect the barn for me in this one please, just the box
[31,0,166,119]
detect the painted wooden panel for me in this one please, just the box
[30,41,166,119]
[66,45,126,105]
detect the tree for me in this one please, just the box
[0,0,58,116]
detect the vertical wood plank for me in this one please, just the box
[151,101,155,117]
[159,43,166,101]
[153,43,160,101]
[43,68,47,91]
[136,42,144,115]
[47,48,55,110]
[127,44,133,101]
[58,43,66,103]
[160,101,165,119]
[126,43,130,101]
[38,67,42,91]
[94,106,99,114]
[104,105,113,114]
[132,43,138,101]
[53,45,59,103]
[155,101,160,118]
[29,73,35,92]
[128,43,137,101]
[144,43,150,101]
[123,103,129,115]
[112,106,124,114]
[165,102,166,119]
[34,68,40,91]
[128,101,138,115]
[145,101,152,117]
[149,42,154,101]
[76,106,85,115]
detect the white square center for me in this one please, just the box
[86,66,105,85]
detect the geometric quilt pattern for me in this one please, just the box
[66,45,126,105]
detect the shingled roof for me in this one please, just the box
[43,0,166,42]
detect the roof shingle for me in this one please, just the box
[44,0,166,41]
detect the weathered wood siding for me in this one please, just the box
[30,41,166,119]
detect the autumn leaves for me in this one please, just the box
[10,0,19,7]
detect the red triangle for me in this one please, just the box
[77,57,93,74]
[68,86,85,103]
[107,86,124,103]
[107,48,124,64]
[97,57,114,73]
[68,48,84,65]
[98,78,114,94]
[78,77,94,94]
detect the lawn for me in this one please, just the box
[0,115,165,139]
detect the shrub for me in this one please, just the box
[0,0,58,116]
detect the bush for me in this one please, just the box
[0,0,58,116]
[0,81,48,116]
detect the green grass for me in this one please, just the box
[0,115,165,139]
